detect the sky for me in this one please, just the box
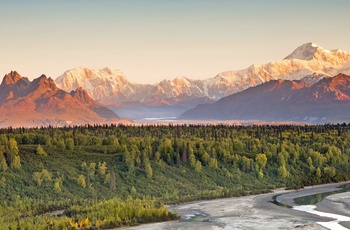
[1,0,350,84]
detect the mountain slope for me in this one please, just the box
[54,43,350,119]
[180,73,350,123]
[213,43,350,96]
[70,87,119,119]
[55,68,216,119]
[56,67,154,103]
[56,43,350,103]
[0,71,124,127]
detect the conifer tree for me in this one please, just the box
[0,176,6,188]
[0,152,8,172]
[8,138,21,169]
[145,161,153,179]
[98,162,107,176]
[77,175,86,188]
[110,170,116,191]
[36,144,47,156]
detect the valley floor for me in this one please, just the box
[125,182,350,230]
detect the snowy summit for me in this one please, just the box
[284,42,324,60]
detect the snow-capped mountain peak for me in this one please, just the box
[284,42,350,64]
[100,66,124,76]
[55,43,350,109]
[56,67,154,102]
[173,76,191,86]
[284,42,324,60]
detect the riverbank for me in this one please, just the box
[316,191,350,229]
[125,182,350,230]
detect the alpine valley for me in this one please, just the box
[55,42,350,120]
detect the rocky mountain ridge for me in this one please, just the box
[3,42,350,121]
[0,71,125,127]
[56,43,350,103]
[180,73,350,123]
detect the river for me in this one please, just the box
[126,182,350,230]
[276,182,350,230]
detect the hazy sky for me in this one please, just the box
[1,0,350,83]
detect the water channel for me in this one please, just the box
[275,183,350,230]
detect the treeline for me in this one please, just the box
[0,123,350,229]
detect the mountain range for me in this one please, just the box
[0,71,126,127]
[2,42,350,125]
[180,73,350,123]
[55,43,350,119]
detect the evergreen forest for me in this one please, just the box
[1,123,350,229]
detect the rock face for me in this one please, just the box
[180,73,350,123]
[54,43,350,119]
[0,71,124,127]
[70,87,119,119]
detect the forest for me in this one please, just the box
[1,123,350,229]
